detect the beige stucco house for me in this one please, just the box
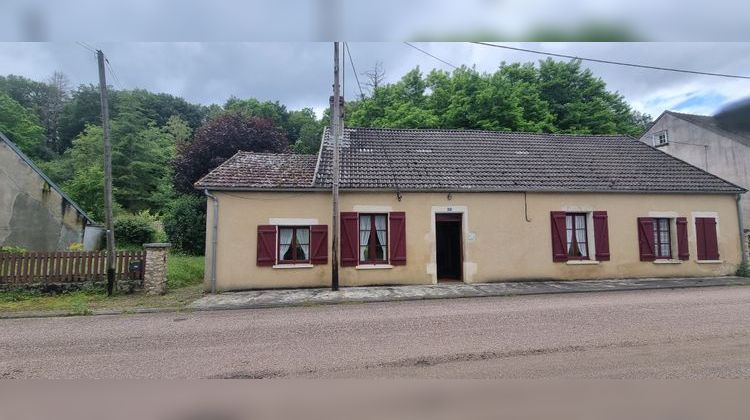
[1,132,99,251]
[196,128,747,292]
[640,110,750,231]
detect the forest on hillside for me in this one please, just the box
[0,59,651,254]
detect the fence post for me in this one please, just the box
[143,243,171,295]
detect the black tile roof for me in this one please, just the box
[195,127,745,194]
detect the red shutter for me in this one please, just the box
[593,211,610,261]
[637,217,655,261]
[676,217,689,260]
[696,217,719,260]
[340,212,359,266]
[389,212,406,265]
[257,225,277,266]
[310,225,328,265]
[550,211,568,262]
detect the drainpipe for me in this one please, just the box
[737,194,748,265]
[204,189,219,294]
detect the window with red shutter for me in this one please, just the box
[696,217,720,260]
[550,211,568,262]
[256,225,277,266]
[676,217,689,260]
[637,218,656,261]
[310,225,328,264]
[340,212,359,266]
[389,212,406,265]
[593,211,610,261]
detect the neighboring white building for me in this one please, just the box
[640,110,750,231]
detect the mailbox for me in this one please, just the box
[129,260,143,272]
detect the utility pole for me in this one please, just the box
[97,50,116,296]
[331,42,341,291]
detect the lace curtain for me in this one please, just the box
[278,228,293,260]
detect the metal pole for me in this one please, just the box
[331,42,341,291]
[97,50,116,296]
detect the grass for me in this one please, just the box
[0,254,205,315]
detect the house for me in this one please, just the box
[0,132,99,251]
[640,110,750,231]
[195,127,747,292]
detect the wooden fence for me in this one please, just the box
[0,251,145,285]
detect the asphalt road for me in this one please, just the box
[2,286,750,379]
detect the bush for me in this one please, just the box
[0,245,26,253]
[163,194,206,255]
[737,261,750,278]
[114,213,156,247]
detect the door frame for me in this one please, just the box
[431,206,467,284]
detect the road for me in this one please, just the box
[1,286,750,378]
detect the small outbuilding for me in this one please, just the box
[196,127,747,292]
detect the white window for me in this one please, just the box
[652,130,668,147]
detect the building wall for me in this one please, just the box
[0,141,87,251]
[641,115,750,230]
[206,190,742,291]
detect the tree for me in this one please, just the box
[362,61,386,94]
[173,112,289,194]
[0,92,46,159]
[41,71,70,155]
[163,194,207,255]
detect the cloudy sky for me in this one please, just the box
[1,42,749,119]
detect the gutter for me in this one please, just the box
[737,194,748,265]
[204,189,219,294]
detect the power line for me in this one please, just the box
[344,42,365,99]
[471,42,750,80]
[76,41,97,54]
[104,57,124,90]
[403,42,458,69]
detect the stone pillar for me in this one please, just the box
[143,243,171,295]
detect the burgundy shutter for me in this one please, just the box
[637,217,655,261]
[310,225,328,264]
[676,217,689,260]
[593,211,610,261]
[550,211,568,262]
[389,212,406,265]
[340,212,359,266]
[257,225,277,266]
[696,217,719,260]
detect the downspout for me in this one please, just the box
[737,194,748,265]
[204,189,219,294]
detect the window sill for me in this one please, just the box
[696,260,723,264]
[272,264,314,269]
[355,264,393,270]
[653,259,682,264]
[566,260,600,265]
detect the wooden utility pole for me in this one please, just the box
[97,50,116,296]
[331,42,341,291]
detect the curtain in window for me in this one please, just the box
[566,215,574,254]
[575,215,587,256]
[296,228,309,260]
[359,215,371,261]
[278,228,293,260]
[375,215,387,259]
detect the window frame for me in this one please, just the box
[277,226,311,264]
[653,218,673,259]
[359,213,389,264]
[652,130,669,147]
[565,212,589,260]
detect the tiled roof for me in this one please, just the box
[313,127,745,193]
[664,111,750,148]
[194,152,318,189]
[194,128,745,194]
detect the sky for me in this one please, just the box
[1,42,749,120]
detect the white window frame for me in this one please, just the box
[651,130,669,147]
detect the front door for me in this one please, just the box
[435,213,463,281]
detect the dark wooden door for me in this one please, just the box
[436,214,462,281]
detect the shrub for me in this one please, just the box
[737,261,750,278]
[163,194,206,255]
[114,213,156,247]
[0,245,26,253]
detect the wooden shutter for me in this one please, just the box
[550,211,568,262]
[257,225,277,266]
[389,212,407,265]
[310,225,328,265]
[696,217,719,260]
[676,217,689,260]
[340,212,359,266]
[593,211,610,261]
[637,217,655,261]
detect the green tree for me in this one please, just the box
[0,92,46,159]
